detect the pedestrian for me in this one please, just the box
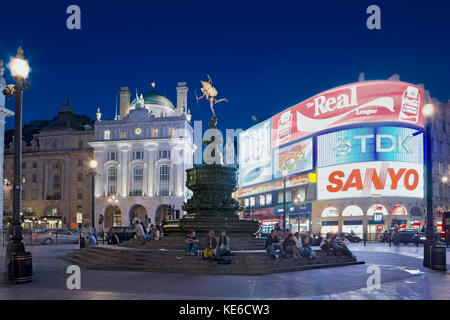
[216,230,230,260]
[333,233,355,258]
[265,230,287,259]
[185,230,199,256]
[203,230,217,261]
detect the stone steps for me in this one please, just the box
[61,246,363,275]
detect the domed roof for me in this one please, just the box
[133,82,174,109]
[58,96,75,114]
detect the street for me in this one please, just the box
[0,242,448,300]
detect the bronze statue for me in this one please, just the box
[195,74,228,118]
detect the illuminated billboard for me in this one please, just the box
[317,161,424,200]
[272,81,424,147]
[317,126,423,167]
[273,138,313,179]
[238,119,272,187]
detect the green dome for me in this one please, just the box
[142,89,174,109]
[58,96,76,113]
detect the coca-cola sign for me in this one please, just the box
[272,81,424,147]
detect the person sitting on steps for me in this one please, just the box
[320,233,335,256]
[334,232,355,258]
[265,230,287,260]
[283,232,300,258]
[216,230,230,260]
[203,230,217,261]
[301,231,316,259]
[185,230,199,256]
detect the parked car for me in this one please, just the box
[392,229,419,245]
[33,229,79,245]
[343,233,361,243]
[108,226,136,243]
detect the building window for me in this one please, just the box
[120,130,126,139]
[107,167,117,195]
[53,175,60,197]
[77,173,83,182]
[104,130,111,140]
[278,191,291,203]
[244,198,249,207]
[78,140,84,148]
[77,188,83,200]
[108,152,117,161]
[159,150,170,159]
[32,174,37,183]
[259,195,265,206]
[321,207,339,217]
[159,165,170,196]
[131,166,144,196]
[266,194,272,206]
[250,197,255,207]
[32,161,37,169]
[52,140,58,148]
[52,162,59,169]
[78,159,83,167]
[31,189,37,200]
[152,128,158,138]
[22,176,26,184]
[169,127,175,137]
[22,162,26,169]
[342,205,364,217]
[133,151,143,160]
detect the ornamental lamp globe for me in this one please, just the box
[9,47,30,79]
[90,160,98,169]
[422,103,434,117]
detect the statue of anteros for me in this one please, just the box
[195,74,228,118]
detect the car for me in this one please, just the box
[392,229,419,245]
[343,233,361,243]
[108,226,136,243]
[32,229,80,245]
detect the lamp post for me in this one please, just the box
[282,170,288,232]
[88,160,97,240]
[422,103,435,267]
[2,47,32,282]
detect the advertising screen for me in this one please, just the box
[317,161,424,200]
[273,138,313,179]
[317,126,423,167]
[238,119,272,187]
[272,81,424,147]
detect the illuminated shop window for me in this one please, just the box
[244,198,249,207]
[250,197,255,207]
[321,207,339,217]
[342,205,363,216]
[367,204,388,216]
[104,130,111,140]
[259,195,265,206]
[266,194,272,205]
[391,205,408,216]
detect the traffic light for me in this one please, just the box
[98,214,104,225]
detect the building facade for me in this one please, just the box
[3,98,95,229]
[0,60,14,230]
[90,82,195,228]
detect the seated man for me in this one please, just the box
[320,233,335,255]
[86,232,97,247]
[265,230,287,259]
[203,230,217,260]
[301,231,316,259]
[107,231,120,245]
[293,232,308,258]
[283,233,299,258]
[334,233,355,258]
[185,230,199,256]
[216,230,230,260]
[134,220,147,243]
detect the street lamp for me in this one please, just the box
[2,47,32,283]
[88,160,97,240]
[282,170,288,232]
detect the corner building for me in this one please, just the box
[90,82,195,227]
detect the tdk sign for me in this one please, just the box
[318,126,423,167]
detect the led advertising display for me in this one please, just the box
[273,138,313,179]
[317,126,423,167]
[238,119,272,187]
[272,81,424,147]
[317,161,424,200]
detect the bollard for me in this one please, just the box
[364,232,367,246]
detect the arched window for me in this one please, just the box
[342,205,363,216]
[159,165,170,196]
[391,205,408,216]
[321,207,339,217]
[131,165,143,196]
[107,166,117,195]
[367,204,388,216]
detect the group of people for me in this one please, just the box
[134,220,161,242]
[265,226,317,260]
[320,232,355,258]
[184,229,230,261]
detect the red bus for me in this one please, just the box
[441,212,450,243]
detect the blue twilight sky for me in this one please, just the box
[0,0,449,132]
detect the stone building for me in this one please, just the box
[3,98,95,229]
[0,60,14,230]
[90,82,195,228]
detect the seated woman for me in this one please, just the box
[203,230,217,261]
[216,230,230,259]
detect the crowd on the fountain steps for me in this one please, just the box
[184,229,231,262]
[134,219,161,243]
[264,223,355,260]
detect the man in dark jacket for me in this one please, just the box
[107,231,120,245]
[265,230,287,259]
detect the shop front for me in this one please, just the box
[321,221,338,235]
[251,207,280,234]
[275,202,312,233]
[342,220,363,236]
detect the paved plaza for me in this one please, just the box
[0,242,448,300]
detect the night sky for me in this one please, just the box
[0,0,449,133]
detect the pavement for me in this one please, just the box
[0,242,448,300]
